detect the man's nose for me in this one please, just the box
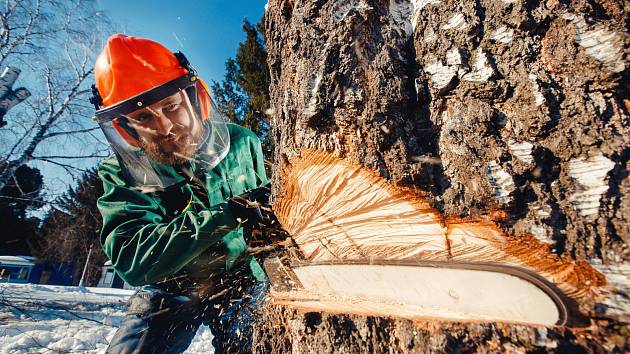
[153,111,174,136]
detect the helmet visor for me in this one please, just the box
[95,77,230,190]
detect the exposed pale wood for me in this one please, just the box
[274,150,606,302]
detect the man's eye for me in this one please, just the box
[134,113,152,122]
[164,103,179,112]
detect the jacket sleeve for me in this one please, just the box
[249,132,269,187]
[97,159,239,286]
[222,125,269,270]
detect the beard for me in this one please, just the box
[140,133,200,165]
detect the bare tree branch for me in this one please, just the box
[0,0,40,67]
[0,66,95,189]
[0,0,113,192]
[36,158,89,173]
[3,120,37,160]
[42,126,99,139]
[32,153,108,160]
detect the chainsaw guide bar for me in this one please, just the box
[263,257,589,327]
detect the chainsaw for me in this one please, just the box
[263,256,589,327]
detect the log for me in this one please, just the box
[256,0,629,352]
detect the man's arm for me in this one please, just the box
[97,159,239,286]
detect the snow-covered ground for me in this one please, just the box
[0,283,214,353]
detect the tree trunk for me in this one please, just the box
[256,0,628,352]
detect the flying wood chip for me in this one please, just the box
[270,150,606,326]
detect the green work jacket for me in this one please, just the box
[97,123,268,287]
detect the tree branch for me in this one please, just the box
[42,126,100,139]
[35,158,89,174]
[32,153,108,160]
[4,119,39,160]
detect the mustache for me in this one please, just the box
[153,132,190,147]
[139,133,200,165]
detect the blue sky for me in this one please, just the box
[97,0,267,84]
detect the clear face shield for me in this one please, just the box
[94,75,230,191]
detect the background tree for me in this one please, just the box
[0,163,43,255]
[212,19,272,156]
[35,169,107,286]
[0,0,111,192]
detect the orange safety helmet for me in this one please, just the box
[92,34,212,145]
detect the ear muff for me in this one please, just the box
[196,79,212,120]
[183,80,211,121]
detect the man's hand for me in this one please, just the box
[227,184,277,230]
[228,184,290,254]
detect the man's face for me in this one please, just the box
[125,90,203,164]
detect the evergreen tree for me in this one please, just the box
[212,58,249,123]
[35,169,107,286]
[0,164,43,255]
[212,19,272,157]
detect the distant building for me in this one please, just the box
[0,256,78,286]
[0,256,35,283]
[97,260,135,289]
[1,256,135,289]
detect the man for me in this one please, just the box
[91,34,275,353]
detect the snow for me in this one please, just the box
[184,326,215,353]
[534,327,558,349]
[0,284,215,353]
[2,283,134,302]
[591,261,630,288]
[2,318,118,353]
[0,256,34,266]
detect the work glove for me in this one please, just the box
[227,184,277,230]
[228,184,290,259]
